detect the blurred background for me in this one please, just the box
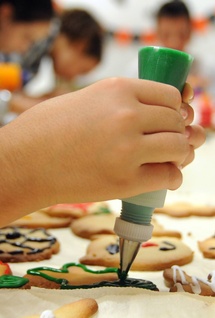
[1,0,215,128]
[54,0,215,84]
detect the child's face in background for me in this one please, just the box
[156,16,191,52]
[0,20,50,54]
[51,35,99,80]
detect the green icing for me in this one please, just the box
[94,207,111,214]
[27,262,118,285]
[26,262,158,291]
[0,275,29,288]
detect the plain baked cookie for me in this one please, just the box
[9,211,72,229]
[42,201,111,219]
[163,265,215,296]
[71,213,115,239]
[0,227,60,262]
[22,298,98,318]
[71,215,181,239]
[24,262,118,289]
[154,202,215,217]
[198,235,215,259]
[80,235,193,271]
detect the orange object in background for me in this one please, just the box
[0,63,22,91]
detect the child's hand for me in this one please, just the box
[0,77,206,226]
[180,83,205,167]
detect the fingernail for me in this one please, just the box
[180,107,188,119]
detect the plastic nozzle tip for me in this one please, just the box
[114,217,153,242]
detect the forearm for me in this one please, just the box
[0,97,70,226]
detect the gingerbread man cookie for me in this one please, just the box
[163,265,215,296]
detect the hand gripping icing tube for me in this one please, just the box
[114,46,194,279]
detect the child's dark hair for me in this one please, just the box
[0,0,54,22]
[60,9,103,61]
[156,0,191,21]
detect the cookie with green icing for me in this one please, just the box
[0,275,30,289]
[24,262,158,291]
[24,262,118,289]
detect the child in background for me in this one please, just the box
[156,0,191,52]
[0,0,54,57]
[0,2,103,117]
[8,8,104,114]
[156,0,215,128]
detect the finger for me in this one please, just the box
[185,125,206,149]
[138,163,183,191]
[182,83,194,103]
[180,103,194,125]
[134,79,182,110]
[137,104,185,134]
[180,145,195,168]
[139,132,189,166]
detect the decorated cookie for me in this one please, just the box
[198,235,215,259]
[22,298,99,318]
[0,227,60,262]
[0,274,30,289]
[24,262,158,291]
[24,262,118,289]
[9,211,72,229]
[42,201,111,219]
[154,202,215,217]
[71,213,115,239]
[163,265,215,296]
[80,235,193,271]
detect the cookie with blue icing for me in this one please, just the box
[80,235,193,271]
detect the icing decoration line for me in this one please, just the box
[172,265,215,294]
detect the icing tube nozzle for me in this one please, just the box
[114,46,194,278]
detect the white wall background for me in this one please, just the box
[55,0,215,85]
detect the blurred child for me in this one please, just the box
[0,0,54,57]
[9,8,104,114]
[156,0,192,52]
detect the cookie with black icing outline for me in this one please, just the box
[80,235,193,271]
[0,227,60,262]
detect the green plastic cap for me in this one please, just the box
[138,46,194,92]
